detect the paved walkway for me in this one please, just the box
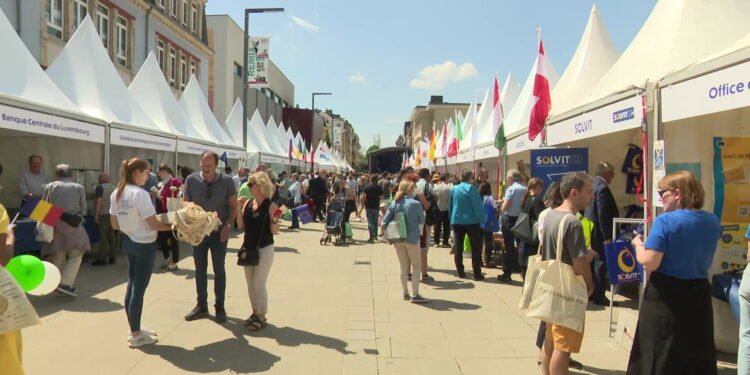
[21,220,736,374]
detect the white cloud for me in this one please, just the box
[409,61,478,89]
[350,73,367,83]
[290,16,319,31]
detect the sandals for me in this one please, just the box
[244,314,268,331]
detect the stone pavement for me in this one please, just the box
[19,219,736,374]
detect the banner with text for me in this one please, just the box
[547,95,643,146]
[247,37,270,88]
[110,128,175,152]
[0,103,104,143]
[177,139,215,155]
[531,148,589,192]
[662,60,750,122]
[507,133,542,155]
[713,137,750,273]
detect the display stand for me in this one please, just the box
[608,217,645,337]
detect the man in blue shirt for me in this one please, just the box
[499,169,526,282]
[449,170,485,280]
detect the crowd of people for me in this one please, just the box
[0,151,744,375]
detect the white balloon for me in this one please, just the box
[27,261,61,296]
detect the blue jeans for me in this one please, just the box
[366,208,379,240]
[739,267,750,373]
[192,231,227,308]
[122,235,156,333]
[291,207,299,227]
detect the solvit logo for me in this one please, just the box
[612,107,635,123]
[535,154,583,166]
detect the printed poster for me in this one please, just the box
[530,148,588,196]
[247,37,270,88]
[652,140,665,208]
[713,137,750,273]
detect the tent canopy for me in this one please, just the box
[549,4,619,118]
[179,76,237,147]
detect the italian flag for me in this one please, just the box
[446,113,461,157]
[493,76,506,150]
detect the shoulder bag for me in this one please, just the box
[238,199,264,266]
[511,211,537,244]
[525,213,589,332]
[383,202,407,242]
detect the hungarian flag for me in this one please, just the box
[529,37,551,141]
[455,111,464,141]
[493,76,506,149]
[446,117,458,157]
[428,129,436,162]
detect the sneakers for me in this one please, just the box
[128,332,158,348]
[421,274,434,283]
[160,255,172,268]
[215,306,227,323]
[185,305,208,321]
[127,327,157,341]
[402,292,410,300]
[166,262,178,271]
[56,285,78,297]
[411,295,429,304]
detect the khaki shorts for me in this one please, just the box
[546,322,584,353]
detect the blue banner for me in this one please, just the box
[530,148,589,190]
[604,241,643,285]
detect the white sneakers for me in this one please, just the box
[128,327,158,348]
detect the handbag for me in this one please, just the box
[526,213,589,332]
[383,203,407,242]
[511,212,536,244]
[519,209,550,309]
[237,200,265,266]
[35,221,54,243]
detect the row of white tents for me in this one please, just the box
[0,10,351,207]
[407,0,750,226]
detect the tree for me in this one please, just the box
[366,144,380,154]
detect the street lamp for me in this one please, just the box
[243,7,284,150]
[311,92,332,112]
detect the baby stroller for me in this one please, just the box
[320,199,346,245]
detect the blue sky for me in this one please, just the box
[206,1,657,151]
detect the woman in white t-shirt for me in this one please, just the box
[110,158,172,348]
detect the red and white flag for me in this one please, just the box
[441,120,449,156]
[529,36,551,142]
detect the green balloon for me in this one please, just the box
[5,255,45,292]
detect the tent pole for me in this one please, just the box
[104,123,110,174]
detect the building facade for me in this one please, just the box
[318,109,361,166]
[406,95,469,150]
[282,108,324,154]
[1,0,214,99]
[207,14,294,126]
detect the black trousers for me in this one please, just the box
[482,229,494,263]
[590,244,609,301]
[627,272,716,375]
[452,224,482,277]
[433,210,450,245]
[312,195,326,221]
[157,230,179,262]
[500,215,518,276]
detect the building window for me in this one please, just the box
[157,0,165,10]
[45,0,63,38]
[180,55,187,89]
[191,4,198,33]
[71,0,87,33]
[182,0,188,26]
[233,63,242,77]
[190,61,197,78]
[116,16,127,66]
[156,40,165,70]
[169,48,176,87]
[170,0,177,18]
[96,5,109,48]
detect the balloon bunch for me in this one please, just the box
[5,255,61,295]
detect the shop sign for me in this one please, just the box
[217,147,245,161]
[110,128,175,152]
[260,154,289,165]
[177,139,215,155]
[507,133,542,155]
[547,95,643,146]
[662,60,750,122]
[0,103,104,143]
[474,144,499,160]
[530,147,588,190]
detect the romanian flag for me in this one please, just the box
[20,197,63,226]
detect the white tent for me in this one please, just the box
[223,100,257,169]
[570,0,750,113]
[265,116,289,164]
[455,101,478,163]
[46,17,177,177]
[0,8,105,208]
[247,109,286,166]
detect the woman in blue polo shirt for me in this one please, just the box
[627,171,721,375]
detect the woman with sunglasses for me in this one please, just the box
[236,172,278,331]
[626,171,721,375]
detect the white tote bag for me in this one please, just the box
[526,214,589,333]
[519,208,551,309]
[35,221,54,243]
